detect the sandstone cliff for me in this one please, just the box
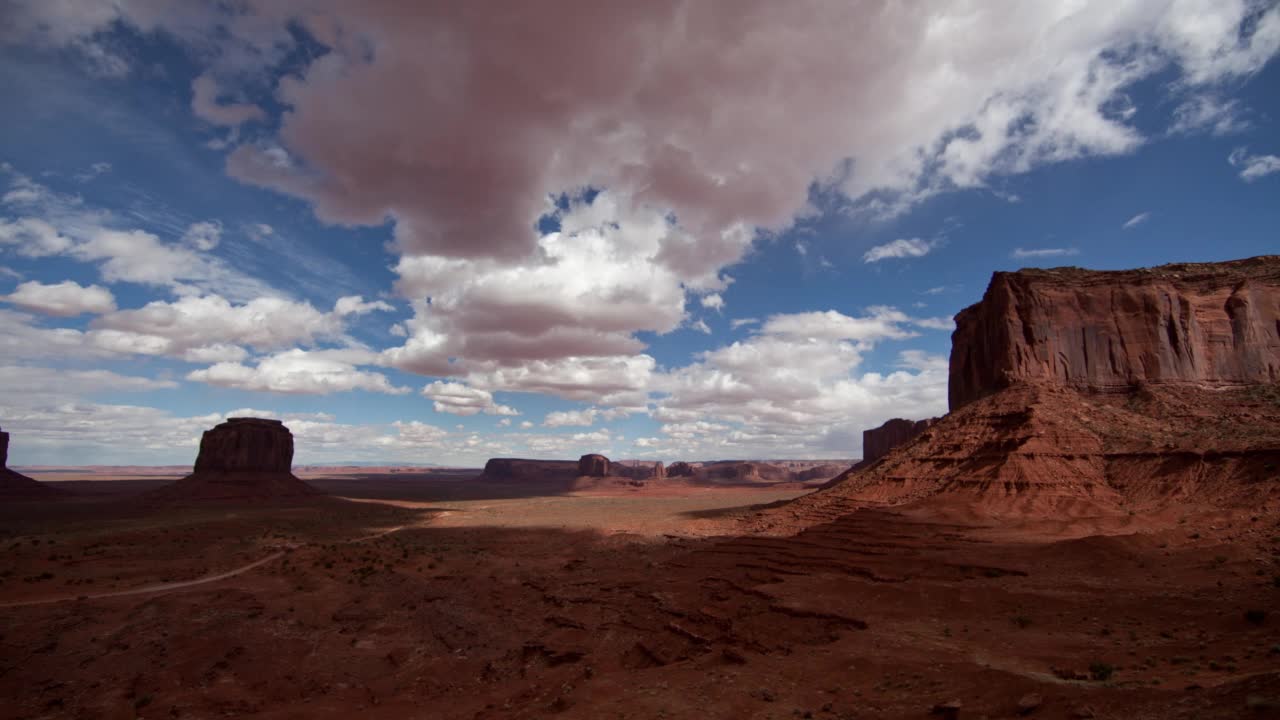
[950,256,1280,410]
[862,418,938,464]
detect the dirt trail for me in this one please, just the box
[0,524,407,609]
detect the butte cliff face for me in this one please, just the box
[151,418,317,501]
[0,426,64,498]
[804,256,1280,518]
[949,256,1280,410]
[862,418,938,464]
[577,453,611,477]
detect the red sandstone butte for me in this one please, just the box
[577,453,611,477]
[949,255,1280,411]
[150,418,317,501]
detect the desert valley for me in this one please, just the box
[2,257,1278,719]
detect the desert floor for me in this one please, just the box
[1,470,1278,719]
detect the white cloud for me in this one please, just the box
[700,293,725,312]
[90,294,341,359]
[1011,247,1080,259]
[1228,147,1280,181]
[0,365,177,398]
[912,316,955,331]
[0,217,75,257]
[181,221,222,250]
[188,348,410,395]
[863,237,937,263]
[333,295,395,317]
[689,318,712,334]
[1122,211,1151,229]
[519,420,534,429]
[421,381,519,416]
[3,280,116,316]
[543,407,599,428]
[760,307,917,343]
[0,168,277,300]
[730,317,759,330]
[1169,95,1248,135]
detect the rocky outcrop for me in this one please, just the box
[0,426,64,498]
[577,453,610,477]
[949,256,1280,410]
[652,461,666,480]
[667,462,696,477]
[862,418,938,464]
[150,418,317,501]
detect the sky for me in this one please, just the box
[0,1,1278,467]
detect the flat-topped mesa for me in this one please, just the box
[577,453,610,478]
[862,418,938,464]
[0,426,8,468]
[949,255,1280,410]
[194,417,293,473]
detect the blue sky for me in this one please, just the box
[0,2,1277,466]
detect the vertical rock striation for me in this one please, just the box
[862,418,938,464]
[949,256,1280,410]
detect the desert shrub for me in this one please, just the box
[1089,662,1115,682]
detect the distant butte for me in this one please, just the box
[149,418,318,501]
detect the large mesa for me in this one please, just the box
[150,418,318,501]
[811,256,1280,517]
[949,256,1280,410]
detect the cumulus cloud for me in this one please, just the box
[863,237,937,263]
[1012,247,1080,259]
[1229,148,1280,181]
[700,293,725,312]
[3,280,116,316]
[760,307,918,343]
[1122,211,1151,229]
[421,381,519,416]
[90,294,342,359]
[188,348,410,395]
[333,295,395,317]
[652,316,949,458]
[543,407,599,428]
